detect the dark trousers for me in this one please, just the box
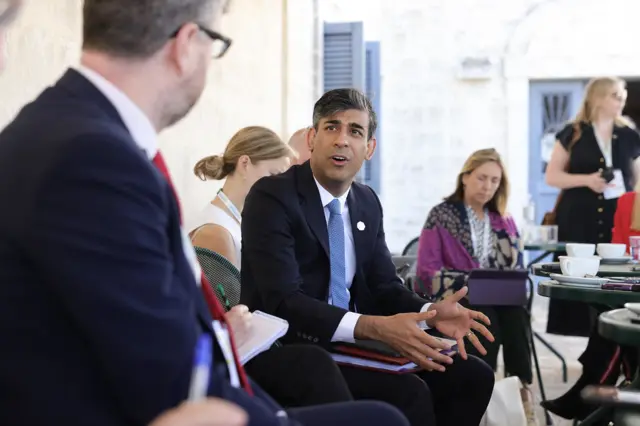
[290,401,409,426]
[465,304,533,384]
[245,344,353,408]
[339,354,494,426]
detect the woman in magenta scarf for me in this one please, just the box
[415,148,535,424]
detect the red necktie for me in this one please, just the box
[152,151,252,395]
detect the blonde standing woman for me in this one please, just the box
[542,77,640,420]
[544,77,640,337]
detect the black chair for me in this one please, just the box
[402,237,420,256]
[195,246,240,312]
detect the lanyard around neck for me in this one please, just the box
[467,207,491,260]
[217,189,242,223]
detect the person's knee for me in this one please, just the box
[289,344,340,372]
[397,373,432,404]
[449,355,495,392]
[353,401,410,426]
[467,355,495,393]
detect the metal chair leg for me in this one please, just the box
[529,319,553,425]
[534,331,568,383]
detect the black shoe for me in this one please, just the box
[540,398,594,420]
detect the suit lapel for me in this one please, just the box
[297,163,330,257]
[347,188,365,270]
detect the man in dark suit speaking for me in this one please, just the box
[241,88,496,426]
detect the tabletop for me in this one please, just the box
[532,262,640,277]
[538,280,640,306]
[523,242,566,252]
[598,308,640,347]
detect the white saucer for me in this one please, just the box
[600,256,633,265]
[550,273,608,287]
[625,303,640,316]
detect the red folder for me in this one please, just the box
[330,338,457,374]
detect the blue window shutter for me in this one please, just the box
[323,22,365,91]
[364,41,381,194]
[323,22,366,182]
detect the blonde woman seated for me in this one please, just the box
[415,148,535,423]
[190,126,293,267]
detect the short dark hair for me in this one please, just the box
[312,88,377,140]
[82,0,218,58]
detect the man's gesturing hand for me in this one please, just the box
[354,310,454,372]
[425,287,494,360]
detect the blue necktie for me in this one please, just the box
[327,199,348,309]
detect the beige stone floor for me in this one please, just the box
[495,295,588,426]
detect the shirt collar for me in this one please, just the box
[75,65,158,160]
[313,177,350,211]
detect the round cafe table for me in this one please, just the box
[536,286,640,425]
[538,280,640,306]
[532,261,640,278]
[523,242,566,269]
[598,309,640,425]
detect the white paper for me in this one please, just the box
[604,169,625,200]
[237,311,289,365]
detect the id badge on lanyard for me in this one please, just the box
[212,320,240,388]
[604,170,625,200]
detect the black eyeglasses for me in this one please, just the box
[0,0,21,27]
[170,23,232,59]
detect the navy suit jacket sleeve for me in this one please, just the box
[25,135,290,426]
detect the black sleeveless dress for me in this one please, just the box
[547,122,640,336]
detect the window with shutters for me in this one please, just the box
[323,22,381,192]
[364,41,381,194]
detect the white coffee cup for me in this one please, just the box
[596,243,626,259]
[559,256,600,277]
[565,243,596,257]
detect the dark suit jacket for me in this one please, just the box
[0,69,291,426]
[240,162,428,345]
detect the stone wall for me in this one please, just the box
[324,0,640,252]
[0,0,318,226]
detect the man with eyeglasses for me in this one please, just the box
[0,0,409,426]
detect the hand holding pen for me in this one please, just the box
[151,334,247,426]
[189,334,213,401]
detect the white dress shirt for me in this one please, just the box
[75,65,203,286]
[313,179,431,343]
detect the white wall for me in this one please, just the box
[322,0,640,252]
[0,0,318,227]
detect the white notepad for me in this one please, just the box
[237,311,289,365]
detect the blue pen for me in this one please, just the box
[188,334,212,401]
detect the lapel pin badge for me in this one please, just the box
[357,221,366,231]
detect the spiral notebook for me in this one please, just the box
[237,311,289,365]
